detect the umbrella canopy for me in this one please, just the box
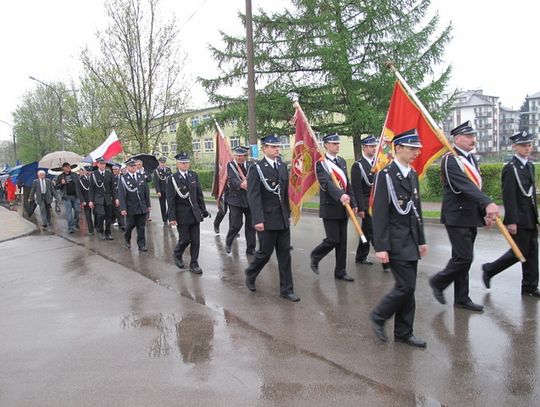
[132,154,159,175]
[38,151,83,169]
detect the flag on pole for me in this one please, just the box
[88,130,123,162]
[372,80,447,177]
[211,122,234,211]
[289,105,323,225]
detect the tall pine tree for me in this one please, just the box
[201,0,454,156]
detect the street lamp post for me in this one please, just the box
[0,119,17,163]
[29,75,65,151]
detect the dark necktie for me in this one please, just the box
[273,162,278,171]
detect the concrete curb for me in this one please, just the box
[0,205,37,243]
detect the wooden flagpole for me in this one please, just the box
[387,63,525,262]
[293,100,367,243]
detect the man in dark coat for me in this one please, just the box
[118,158,151,251]
[244,135,299,302]
[369,129,428,348]
[55,162,81,233]
[482,131,539,297]
[29,170,54,228]
[351,134,391,271]
[111,165,125,231]
[310,134,357,282]
[429,121,499,311]
[77,166,96,235]
[167,152,210,274]
[153,156,172,225]
[225,146,256,255]
[89,157,118,240]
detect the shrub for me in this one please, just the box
[196,169,214,191]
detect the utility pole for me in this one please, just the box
[245,0,258,158]
[29,76,65,151]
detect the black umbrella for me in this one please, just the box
[132,154,159,175]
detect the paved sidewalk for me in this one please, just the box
[0,205,36,243]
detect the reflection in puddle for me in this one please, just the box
[121,312,215,363]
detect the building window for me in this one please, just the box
[202,114,212,122]
[278,135,290,148]
[170,143,177,154]
[192,140,201,151]
[191,116,200,128]
[169,122,177,133]
[161,143,169,154]
[230,136,240,148]
[204,138,214,152]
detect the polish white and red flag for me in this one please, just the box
[88,130,123,161]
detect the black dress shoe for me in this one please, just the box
[280,292,300,302]
[336,273,354,282]
[395,335,427,348]
[481,264,491,289]
[245,278,256,292]
[190,265,203,275]
[370,314,387,342]
[356,258,373,265]
[105,235,114,241]
[174,257,185,269]
[454,301,484,312]
[310,257,319,275]
[522,288,540,298]
[429,279,446,304]
[124,240,131,249]
[138,246,148,252]
[225,244,232,254]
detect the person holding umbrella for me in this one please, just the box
[89,157,118,240]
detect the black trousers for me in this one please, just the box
[125,212,147,248]
[214,202,228,229]
[356,213,373,261]
[82,205,95,234]
[483,227,538,291]
[174,223,200,266]
[95,204,113,235]
[371,259,417,338]
[431,226,477,304]
[158,193,168,222]
[225,205,256,251]
[311,218,348,277]
[112,205,125,228]
[245,228,294,295]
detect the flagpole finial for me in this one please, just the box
[287,91,299,103]
[385,61,396,71]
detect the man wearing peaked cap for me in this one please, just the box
[351,134,391,271]
[167,152,210,274]
[111,163,125,230]
[370,128,428,348]
[89,156,118,240]
[482,131,539,298]
[224,145,256,255]
[429,121,499,312]
[153,156,172,225]
[310,134,358,282]
[77,166,96,235]
[244,135,300,301]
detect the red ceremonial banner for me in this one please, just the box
[211,124,234,211]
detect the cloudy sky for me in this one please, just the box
[0,0,538,141]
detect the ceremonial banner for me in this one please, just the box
[88,130,123,161]
[372,80,447,178]
[211,122,234,211]
[289,106,322,225]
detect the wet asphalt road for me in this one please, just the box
[1,200,539,406]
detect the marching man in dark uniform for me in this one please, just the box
[310,134,357,282]
[153,156,172,225]
[351,134,391,272]
[482,131,539,297]
[245,135,299,302]
[111,164,125,230]
[429,121,499,311]
[167,152,210,274]
[89,157,118,240]
[369,129,428,348]
[225,146,256,255]
[77,166,96,235]
[118,158,151,252]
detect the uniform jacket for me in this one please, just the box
[29,178,54,205]
[118,172,151,216]
[89,169,117,206]
[440,150,492,227]
[316,155,357,219]
[247,157,290,230]
[350,156,374,213]
[153,166,172,195]
[372,161,425,261]
[227,160,252,208]
[502,156,538,229]
[77,174,92,203]
[166,170,206,225]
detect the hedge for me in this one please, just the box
[197,170,214,191]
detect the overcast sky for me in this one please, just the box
[0,0,538,142]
